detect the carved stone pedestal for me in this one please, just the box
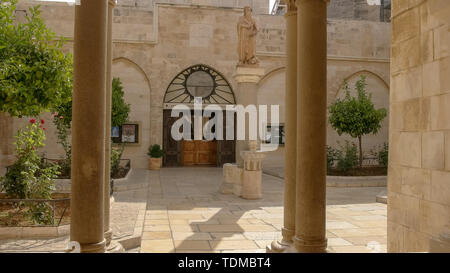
[220,164,242,194]
[240,148,266,200]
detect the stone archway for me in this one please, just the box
[162,64,237,167]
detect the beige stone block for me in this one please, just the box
[422,131,445,169]
[198,224,243,233]
[388,192,421,229]
[404,229,430,252]
[430,93,450,130]
[141,239,174,253]
[142,232,172,240]
[210,240,259,250]
[143,225,171,232]
[434,24,449,60]
[144,219,169,225]
[329,245,372,253]
[423,60,441,96]
[240,170,262,200]
[210,233,247,241]
[388,166,402,194]
[430,171,450,206]
[387,220,405,252]
[170,225,199,232]
[344,236,387,246]
[419,97,431,130]
[172,232,213,241]
[352,220,387,228]
[328,228,387,238]
[402,98,421,130]
[446,131,450,171]
[419,199,450,236]
[421,29,434,63]
[401,167,431,200]
[174,240,211,250]
[326,221,359,229]
[391,36,421,73]
[391,67,422,102]
[392,7,420,44]
[399,132,422,167]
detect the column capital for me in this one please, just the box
[108,0,117,7]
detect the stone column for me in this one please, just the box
[104,0,115,247]
[267,0,297,253]
[294,0,329,253]
[71,0,108,253]
[233,67,265,167]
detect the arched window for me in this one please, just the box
[164,64,236,105]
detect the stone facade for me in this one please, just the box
[388,0,450,252]
[2,1,390,170]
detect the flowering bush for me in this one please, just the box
[52,111,71,178]
[0,119,60,224]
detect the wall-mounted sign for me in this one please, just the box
[112,123,139,144]
[264,124,285,145]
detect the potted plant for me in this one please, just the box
[147,144,164,170]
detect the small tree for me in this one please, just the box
[328,76,387,167]
[0,1,73,118]
[112,77,130,127]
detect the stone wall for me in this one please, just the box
[328,0,384,22]
[388,0,450,252]
[4,1,390,170]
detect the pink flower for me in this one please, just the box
[30,118,36,124]
[60,116,64,119]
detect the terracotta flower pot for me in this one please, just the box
[149,157,162,170]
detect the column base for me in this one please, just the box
[79,239,107,253]
[294,236,328,253]
[266,227,295,253]
[266,240,293,253]
[104,229,113,246]
[106,240,125,253]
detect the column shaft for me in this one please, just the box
[281,7,297,245]
[71,0,108,253]
[104,0,114,246]
[294,0,328,253]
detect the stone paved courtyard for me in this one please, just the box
[140,167,387,253]
[0,167,387,253]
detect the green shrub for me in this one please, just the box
[326,145,339,173]
[112,78,130,127]
[378,143,389,167]
[0,1,73,118]
[336,141,358,173]
[0,119,60,225]
[148,144,164,158]
[111,145,124,177]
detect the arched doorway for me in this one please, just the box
[162,64,236,167]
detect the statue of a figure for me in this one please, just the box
[237,7,259,66]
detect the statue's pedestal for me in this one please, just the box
[220,163,242,195]
[240,150,266,200]
[220,142,266,200]
[233,66,265,167]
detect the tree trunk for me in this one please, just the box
[358,136,363,167]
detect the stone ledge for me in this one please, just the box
[53,168,135,193]
[263,170,387,188]
[327,176,387,187]
[0,225,70,240]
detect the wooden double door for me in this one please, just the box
[182,140,217,166]
[163,109,235,167]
